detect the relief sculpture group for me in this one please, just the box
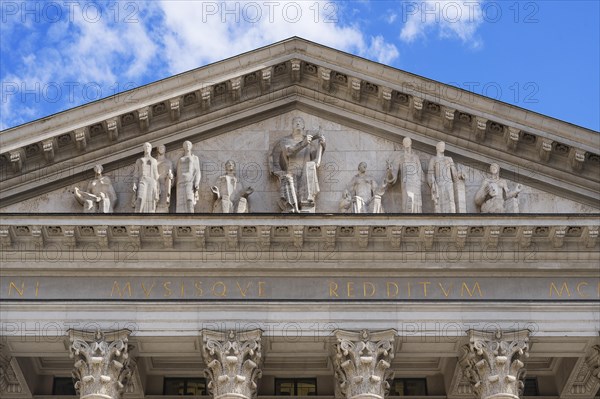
[73,117,522,214]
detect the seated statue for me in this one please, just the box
[211,160,254,213]
[339,162,386,213]
[74,164,117,213]
[475,163,522,213]
[269,117,325,213]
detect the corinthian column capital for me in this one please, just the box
[68,329,133,399]
[200,329,263,399]
[332,329,396,399]
[459,329,530,399]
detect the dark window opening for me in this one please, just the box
[275,378,317,396]
[389,378,428,396]
[523,377,539,396]
[163,378,208,396]
[53,377,77,396]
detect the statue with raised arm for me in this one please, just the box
[340,162,386,213]
[427,141,464,213]
[176,140,201,213]
[475,163,522,213]
[385,137,424,213]
[156,144,174,213]
[269,116,326,213]
[132,142,160,213]
[74,164,117,213]
[211,160,254,213]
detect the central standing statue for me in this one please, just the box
[176,141,202,213]
[269,117,326,213]
[427,141,465,213]
[385,137,424,213]
[132,142,160,213]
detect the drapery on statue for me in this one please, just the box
[475,163,522,213]
[269,117,326,213]
[176,140,201,213]
[211,160,254,213]
[427,141,465,213]
[132,142,160,213]
[156,144,174,213]
[385,137,424,213]
[74,164,117,213]
[340,162,386,213]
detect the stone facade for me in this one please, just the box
[0,37,598,399]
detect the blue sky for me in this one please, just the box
[1,0,599,131]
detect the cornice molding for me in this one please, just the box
[0,215,597,252]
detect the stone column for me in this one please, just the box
[68,329,133,399]
[332,329,396,399]
[200,329,263,399]
[459,329,530,399]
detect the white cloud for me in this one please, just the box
[400,0,483,46]
[1,0,400,129]
[157,0,399,74]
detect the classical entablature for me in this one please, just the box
[0,37,598,210]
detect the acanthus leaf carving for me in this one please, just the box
[68,329,133,399]
[333,329,396,399]
[201,329,263,399]
[459,329,530,399]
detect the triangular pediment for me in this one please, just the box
[1,37,598,212]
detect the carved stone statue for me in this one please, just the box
[270,117,326,213]
[427,141,465,213]
[385,137,424,213]
[475,163,522,213]
[156,144,174,213]
[74,164,117,213]
[132,142,160,213]
[340,162,385,213]
[211,160,254,213]
[176,141,201,213]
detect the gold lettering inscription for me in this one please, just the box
[576,282,588,297]
[258,281,266,297]
[236,281,252,297]
[419,281,431,297]
[35,281,39,297]
[407,282,411,297]
[141,282,155,298]
[8,281,24,297]
[329,282,339,297]
[461,282,483,297]
[438,282,452,297]
[111,281,132,298]
[549,282,571,297]
[212,282,227,297]
[163,281,172,297]
[363,282,375,297]
[180,282,185,297]
[387,282,399,297]
[195,281,204,297]
[347,282,355,297]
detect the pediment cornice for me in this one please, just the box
[0,214,598,256]
[1,37,598,208]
